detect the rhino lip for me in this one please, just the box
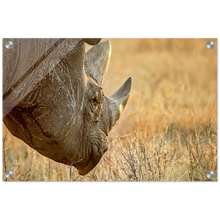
[76,144,108,175]
[77,157,95,175]
[74,150,94,175]
[75,161,91,172]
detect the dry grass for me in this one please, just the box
[2,38,217,181]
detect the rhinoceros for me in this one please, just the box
[3,38,132,175]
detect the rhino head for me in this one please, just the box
[3,38,132,175]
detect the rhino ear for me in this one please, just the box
[84,40,111,85]
[108,77,132,125]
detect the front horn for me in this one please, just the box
[108,77,132,125]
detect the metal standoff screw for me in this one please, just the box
[206,41,215,49]
[5,40,14,49]
[206,170,215,179]
[5,170,14,179]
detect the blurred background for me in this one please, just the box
[104,38,217,136]
[3,38,217,181]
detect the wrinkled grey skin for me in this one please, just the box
[3,38,132,175]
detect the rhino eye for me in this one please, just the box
[92,97,98,104]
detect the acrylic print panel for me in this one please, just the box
[2,38,217,181]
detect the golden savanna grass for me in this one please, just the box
[2,38,217,181]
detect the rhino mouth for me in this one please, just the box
[76,144,108,175]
